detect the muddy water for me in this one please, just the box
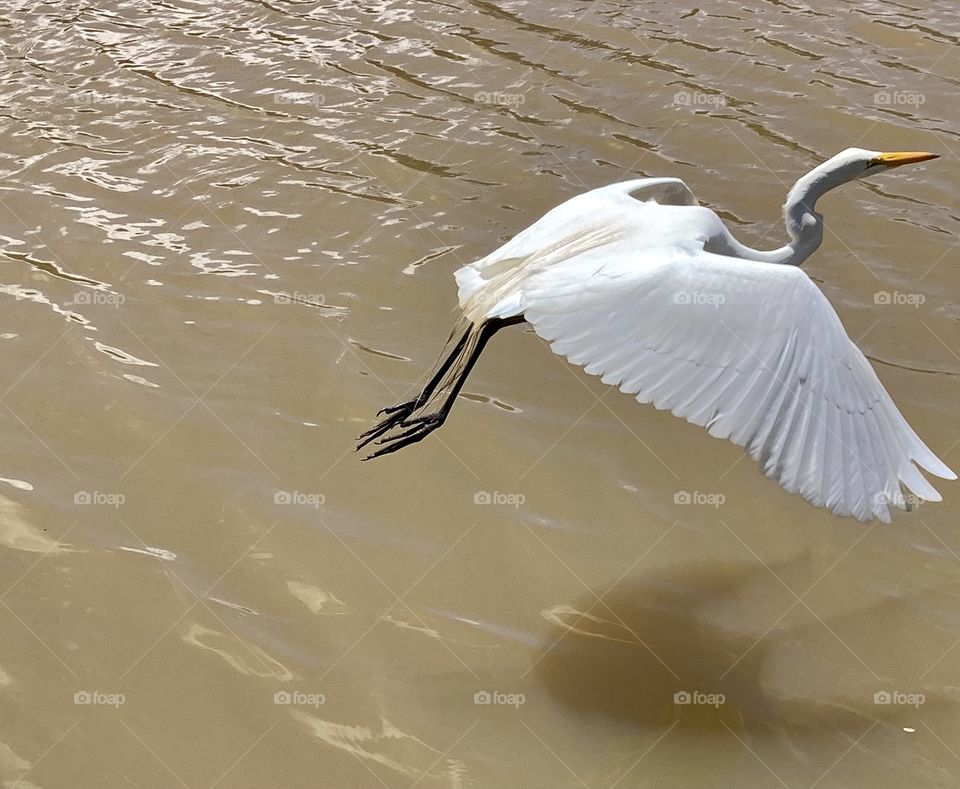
[1,1,959,787]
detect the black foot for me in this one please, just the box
[356,399,419,451]
[361,412,445,460]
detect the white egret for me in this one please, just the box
[358,148,954,523]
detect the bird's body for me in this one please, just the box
[455,178,711,323]
[359,148,955,523]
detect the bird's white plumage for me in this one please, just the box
[455,179,711,323]
[454,174,955,523]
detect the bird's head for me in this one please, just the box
[824,147,939,182]
[782,147,939,257]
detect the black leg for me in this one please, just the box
[362,316,523,460]
[356,327,471,451]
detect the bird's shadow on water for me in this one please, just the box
[534,559,893,735]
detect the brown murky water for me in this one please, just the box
[1,1,959,786]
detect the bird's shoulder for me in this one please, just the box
[603,176,700,207]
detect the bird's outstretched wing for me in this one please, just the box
[519,246,955,522]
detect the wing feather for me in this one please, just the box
[516,247,954,522]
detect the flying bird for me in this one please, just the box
[358,148,954,523]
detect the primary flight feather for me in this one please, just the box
[358,148,955,523]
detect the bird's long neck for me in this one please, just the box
[731,163,839,266]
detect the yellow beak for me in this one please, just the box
[873,151,939,167]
